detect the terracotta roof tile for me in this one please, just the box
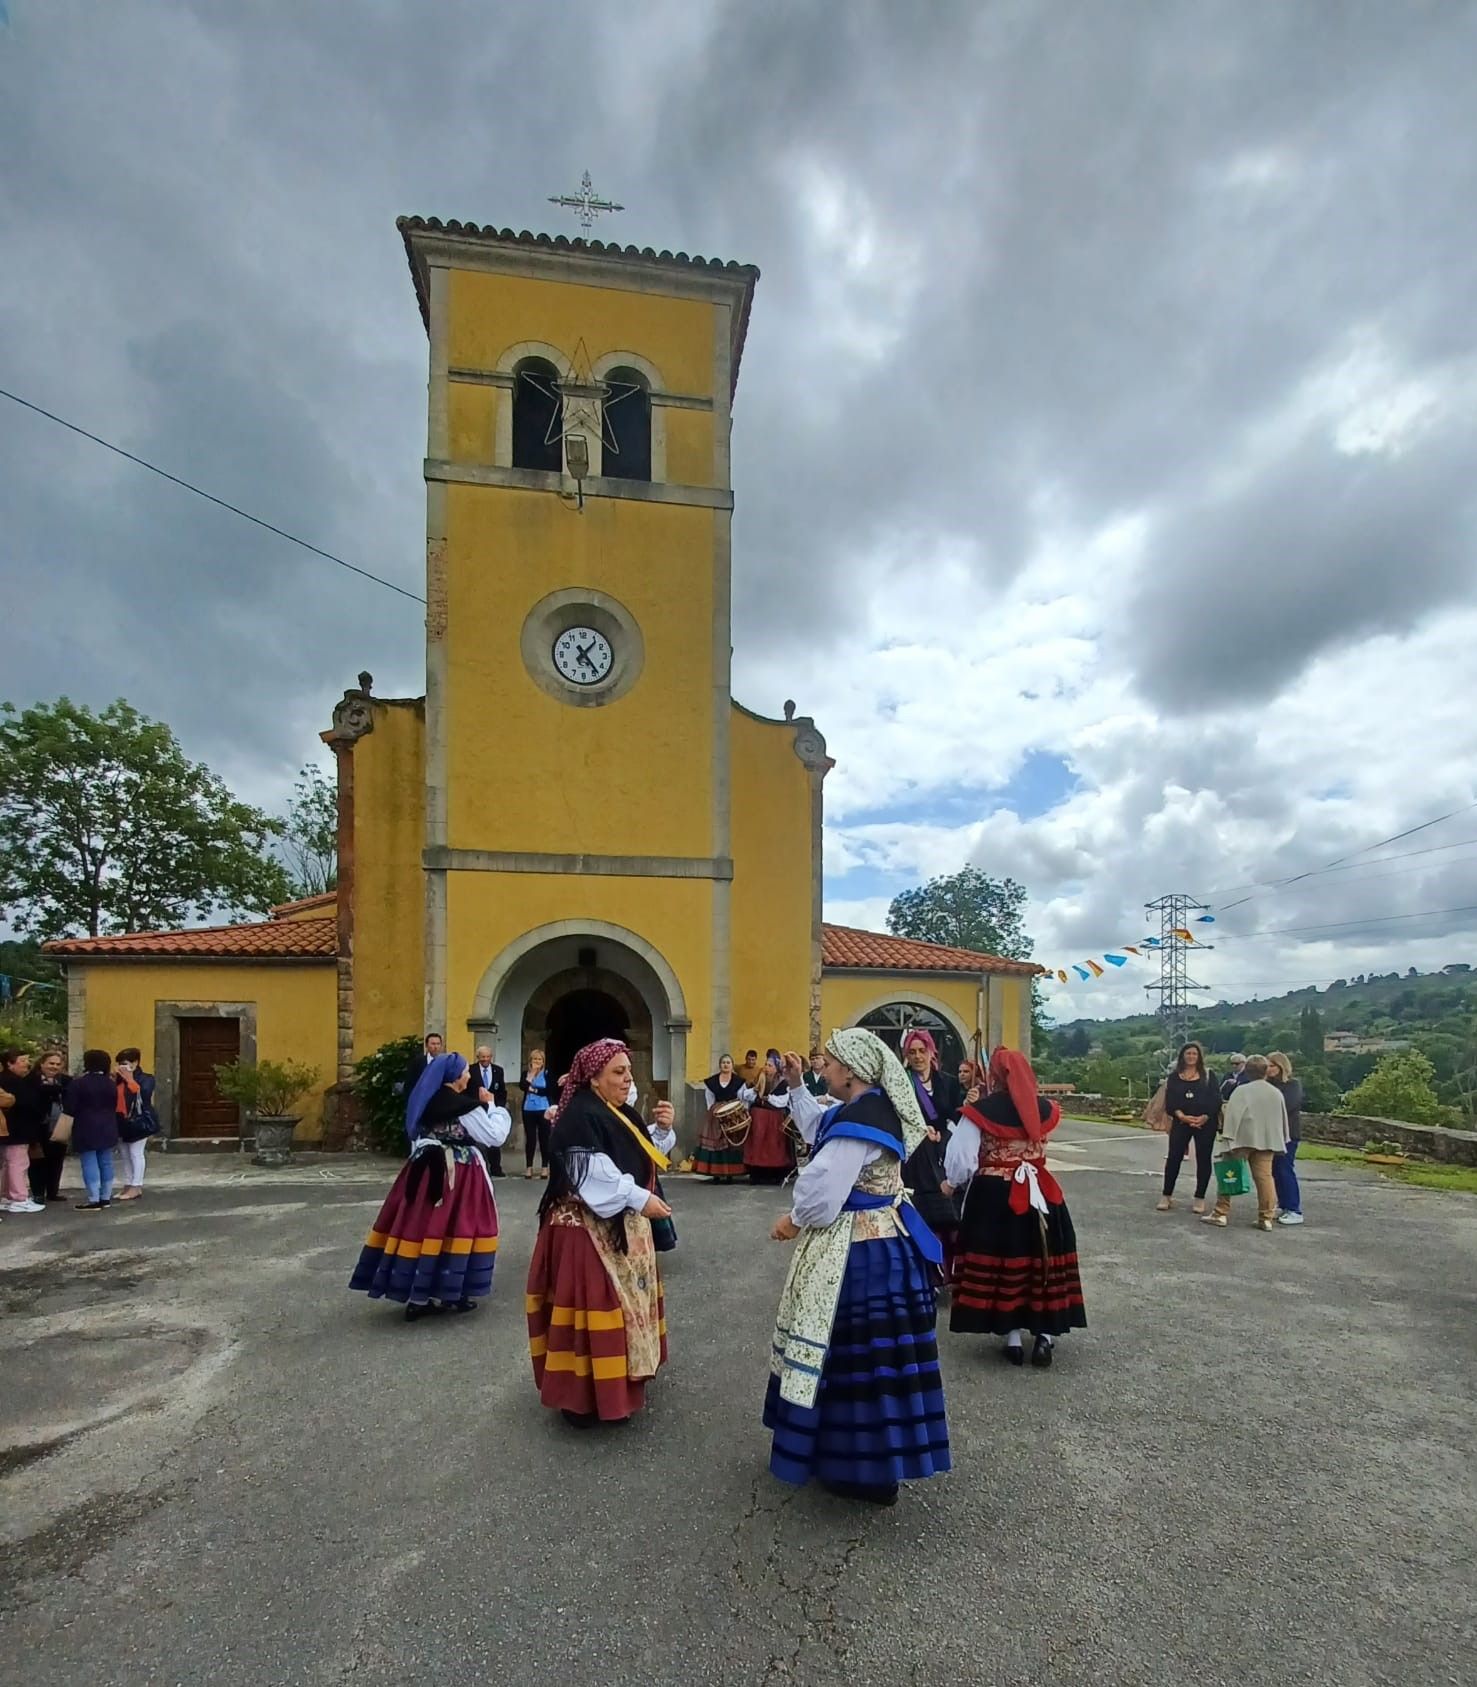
[396,216,759,398]
[45,918,337,961]
[821,923,1041,977]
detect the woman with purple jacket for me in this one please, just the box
[68,1049,121,1210]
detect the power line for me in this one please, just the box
[1213,902,1477,943]
[0,385,427,606]
[1211,800,1477,911]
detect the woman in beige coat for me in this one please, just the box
[1201,1055,1289,1231]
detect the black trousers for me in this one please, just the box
[1162,1120,1214,1199]
[29,1140,68,1203]
[524,1112,551,1169]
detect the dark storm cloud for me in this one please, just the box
[2,0,1474,808]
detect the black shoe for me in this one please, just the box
[452,1297,478,1314]
[820,1479,899,1507]
[561,1409,598,1430]
[47,1195,67,1204]
[74,1200,103,1211]
[404,1303,427,1323]
[1031,1336,1054,1368]
[1002,1342,1024,1366]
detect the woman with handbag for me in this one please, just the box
[28,1049,72,1205]
[1156,1042,1221,1215]
[113,1048,157,1201]
[1202,1055,1288,1230]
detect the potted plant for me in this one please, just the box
[1362,1137,1408,1166]
[214,1058,321,1167]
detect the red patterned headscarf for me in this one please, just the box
[557,1038,630,1112]
[902,1028,939,1071]
[987,1046,1060,1142]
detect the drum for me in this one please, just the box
[714,1099,751,1146]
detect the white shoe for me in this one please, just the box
[1276,1211,1305,1226]
[5,1199,45,1213]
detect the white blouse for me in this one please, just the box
[943,1117,982,1189]
[776,1085,883,1230]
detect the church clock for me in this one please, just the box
[552,626,615,687]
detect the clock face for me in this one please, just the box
[552,626,615,686]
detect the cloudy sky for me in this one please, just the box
[3,0,1475,1019]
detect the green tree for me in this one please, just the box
[353,1033,425,1155]
[1299,1064,1339,1113]
[887,865,1032,958]
[1342,1050,1456,1128]
[1298,1003,1325,1063]
[888,866,1044,1042]
[281,762,338,898]
[0,697,291,940]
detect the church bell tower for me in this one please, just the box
[398,215,763,1093]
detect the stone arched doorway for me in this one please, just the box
[467,921,690,1122]
[524,967,655,1103]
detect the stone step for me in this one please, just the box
[159,1136,248,1154]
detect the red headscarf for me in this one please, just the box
[901,1028,939,1071]
[986,1046,1060,1142]
[557,1038,629,1113]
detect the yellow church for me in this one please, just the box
[50,217,1038,1147]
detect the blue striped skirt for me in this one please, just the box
[764,1234,951,1488]
[349,1148,498,1307]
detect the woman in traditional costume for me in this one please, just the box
[765,1030,952,1506]
[744,1050,797,1185]
[945,1047,1086,1367]
[898,1029,964,1282]
[692,1053,755,1181]
[526,1038,674,1428]
[350,1052,511,1321]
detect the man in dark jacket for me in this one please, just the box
[398,1033,444,1098]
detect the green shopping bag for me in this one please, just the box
[1215,1156,1251,1199]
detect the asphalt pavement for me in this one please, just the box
[1,1121,1473,1687]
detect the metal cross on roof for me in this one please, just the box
[548,171,625,233]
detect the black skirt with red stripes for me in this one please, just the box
[951,1174,1087,1337]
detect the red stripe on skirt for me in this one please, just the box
[525,1221,667,1421]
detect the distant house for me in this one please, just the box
[1324,1032,1413,1055]
[1041,1083,1077,1096]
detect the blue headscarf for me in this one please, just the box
[405,1051,468,1143]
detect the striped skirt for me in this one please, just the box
[764,1235,951,1489]
[526,1203,667,1421]
[692,1107,747,1180]
[743,1104,796,1181]
[349,1148,498,1306]
[951,1175,1087,1336]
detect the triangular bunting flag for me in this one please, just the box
[1104,953,1128,967]
[1072,965,1091,981]
[1086,960,1104,977]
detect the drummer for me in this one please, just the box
[692,1054,757,1182]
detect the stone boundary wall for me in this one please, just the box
[1300,1112,1477,1166]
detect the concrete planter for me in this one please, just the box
[250,1114,301,1168]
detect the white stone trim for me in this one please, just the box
[493,341,573,469]
[591,350,666,483]
[832,986,973,1054]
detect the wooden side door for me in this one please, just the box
[177,1017,242,1137]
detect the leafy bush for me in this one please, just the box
[353,1034,423,1155]
[213,1058,321,1118]
[1363,1138,1406,1158]
[1342,1050,1458,1128]
[1299,1064,1339,1113]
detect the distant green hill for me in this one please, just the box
[1043,966,1475,1114]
